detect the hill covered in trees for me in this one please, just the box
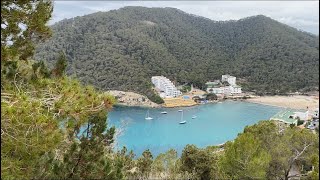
[34,6,319,101]
[2,2,319,179]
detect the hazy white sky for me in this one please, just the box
[52,1,319,35]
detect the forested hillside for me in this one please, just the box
[34,6,319,100]
[2,2,319,179]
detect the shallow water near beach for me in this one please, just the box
[107,101,282,157]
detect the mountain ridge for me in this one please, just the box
[35,6,319,102]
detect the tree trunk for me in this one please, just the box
[285,170,289,180]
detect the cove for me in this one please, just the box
[108,101,282,157]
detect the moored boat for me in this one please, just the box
[179,120,187,124]
[145,110,153,120]
[179,111,187,124]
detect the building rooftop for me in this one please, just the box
[209,85,221,88]
[270,109,298,124]
[222,74,235,78]
[270,109,307,124]
[205,81,220,85]
[206,81,222,88]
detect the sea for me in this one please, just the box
[107,100,282,157]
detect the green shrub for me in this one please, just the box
[205,93,218,100]
[290,123,296,128]
[147,93,164,104]
[297,119,304,126]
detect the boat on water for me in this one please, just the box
[179,121,187,124]
[178,110,183,112]
[192,115,197,119]
[179,111,187,124]
[161,111,167,114]
[145,110,153,120]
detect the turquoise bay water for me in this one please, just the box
[108,101,281,157]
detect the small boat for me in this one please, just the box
[145,110,153,120]
[179,121,187,124]
[192,115,197,119]
[161,111,167,114]
[178,110,183,112]
[179,111,187,124]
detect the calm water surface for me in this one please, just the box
[107,101,281,157]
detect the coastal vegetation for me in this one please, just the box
[1,1,319,180]
[34,6,319,103]
[205,93,218,101]
[180,85,192,93]
[1,1,117,179]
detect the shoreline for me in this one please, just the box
[114,95,319,111]
[114,103,160,108]
[109,90,319,111]
[113,103,161,109]
[107,90,161,108]
[245,95,319,111]
[243,100,290,109]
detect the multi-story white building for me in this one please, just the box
[206,75,242,94]
[207,86,234,95]
[222,74,236,86]
[208,87,224,94]
[229,85,242,94]
[151,76,182,98]
[222,75,241,94]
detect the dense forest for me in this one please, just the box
[2,2,319,179]
[34,6,319,102]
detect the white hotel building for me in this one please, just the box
[151,76,182,98]
[206,75,242,95]
[222,74,236,86]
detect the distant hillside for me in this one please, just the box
[34,6,319,101]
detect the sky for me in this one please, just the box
[51,1,319,35]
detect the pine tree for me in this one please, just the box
[1,0,53,61]
[36,114,124,179]
[52,51,68,77]
[137,149,153,178]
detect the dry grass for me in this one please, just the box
[163,97,197,108]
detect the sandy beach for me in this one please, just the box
[107,89,319,110]
[246,95,319,110]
